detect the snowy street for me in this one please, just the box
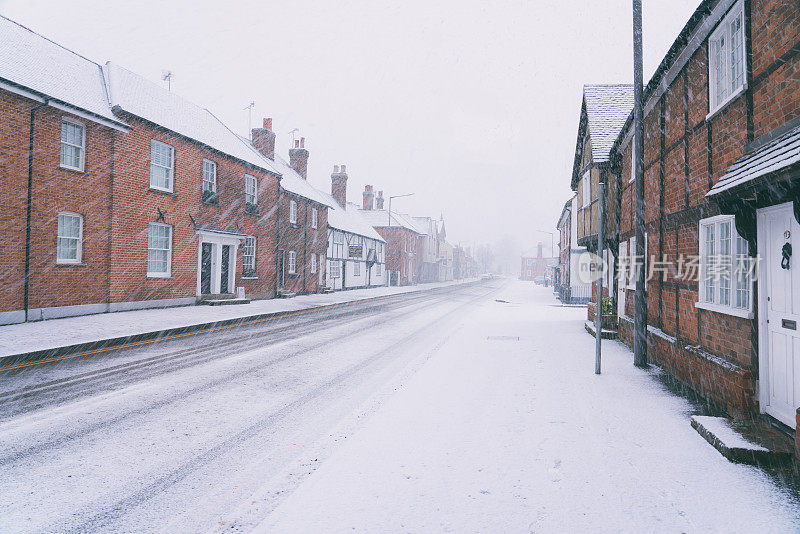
[1,280,799,532]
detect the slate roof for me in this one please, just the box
[325,203,384,242]
[583,84,635,163]
[0,15,126,128]
[707,121,800,197]
[104,62,280,176]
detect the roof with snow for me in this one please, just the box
[357,208,420,233]
[583,84,634,162]
[325,203,384,242]
[410,216,435,236]
[267,155,335,207]
[0,16,126,128]
[103,62,279,176]
[707,120,800,198]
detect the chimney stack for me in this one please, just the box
[375,190,384,210]
[363,185,375,210]
[289,135,309,179]
[331,164,348,208]
[251,117,276,160]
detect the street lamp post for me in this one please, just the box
[535,230,555,259]
[387,193,414,286]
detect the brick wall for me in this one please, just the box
[278,190,327,294]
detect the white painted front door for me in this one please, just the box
[758,202,800,427]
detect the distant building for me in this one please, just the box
[520,243,555,282]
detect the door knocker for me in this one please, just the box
[781,242,792,270]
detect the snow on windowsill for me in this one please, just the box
[694,300,753,319]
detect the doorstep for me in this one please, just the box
[199,298,251,306]
[584,321,618,339]
[691,415,794,467]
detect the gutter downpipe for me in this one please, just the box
[25,100,49,322]
[275,180,282,297]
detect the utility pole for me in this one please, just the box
[633,0,648,367]
[595,182,605,374]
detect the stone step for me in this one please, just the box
[199,298,251,306]
[691,415,794,467]
[584,321,618,340]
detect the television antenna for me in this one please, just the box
[161,70,173,91]
[243,101,256,139]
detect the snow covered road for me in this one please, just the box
[1,280,799,533]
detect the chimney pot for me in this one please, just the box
[294,139,300,148]
[341,164,346,173]
[331,166,347,208]
[300,137,305,148]
[263,118,272,130]
[334,165,339,173]
[363,184,375,210]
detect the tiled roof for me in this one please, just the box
[104,62,280,175]
[357,208,420,232]
[583,84,634,162]
[0,16,126,127]
[268,155,335,207]
[327,202,384,242]
[707,121,800,197]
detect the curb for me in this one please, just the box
[0,280,484,371]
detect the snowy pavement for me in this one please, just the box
[0,278,478,359]
[257,280,800,533]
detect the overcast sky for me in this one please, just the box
[1,0,701,254]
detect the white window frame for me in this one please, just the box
[245,174,258,206]
[354,260,360,276]
[334,231,344,244]
[310,253,317,274]
[330,259,341,278]
[147,222,172,278]
[289,200,298,224]
[60,118,85,171]
[150,140,174,192]
[56,211,83,264]
[202,159,217,193]
[311,207,318,229]
[287,250,296,274]
[243,236,256,275]
[582,169,591,208]
[708,0,746,116]
[696,215,753,318]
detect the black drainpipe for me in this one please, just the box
[25,100,49,322]
[303,199,308,293]
[274,180,282,297]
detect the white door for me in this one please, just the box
[758,202,800,427]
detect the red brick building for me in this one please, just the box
[358,187,420,286]
[0,17,330,323]
[601,0,800,445]
[520,243,555,282]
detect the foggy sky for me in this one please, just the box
[1,0,701,254]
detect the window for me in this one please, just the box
[150,140,174,192]
[698,215,752,316]
[354,261,360,276]
[245,175,258,206]
[60,119,85,171]
[334,231,344,244]
[243,236,256,274]
[375,260,381,276]
[310,253,317,273]
[330,259,341,278]
[287,250,296,274]
[311,207,318,229]
[147,223,172,277]
[202,159,217,194]
[582,170,591,207]
[628,140,636,184]
[289,200,297,224]
[709,1,746,114]
[57,212,82,264]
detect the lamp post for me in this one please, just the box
[387,193,414,286]
[633,0,648,367]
